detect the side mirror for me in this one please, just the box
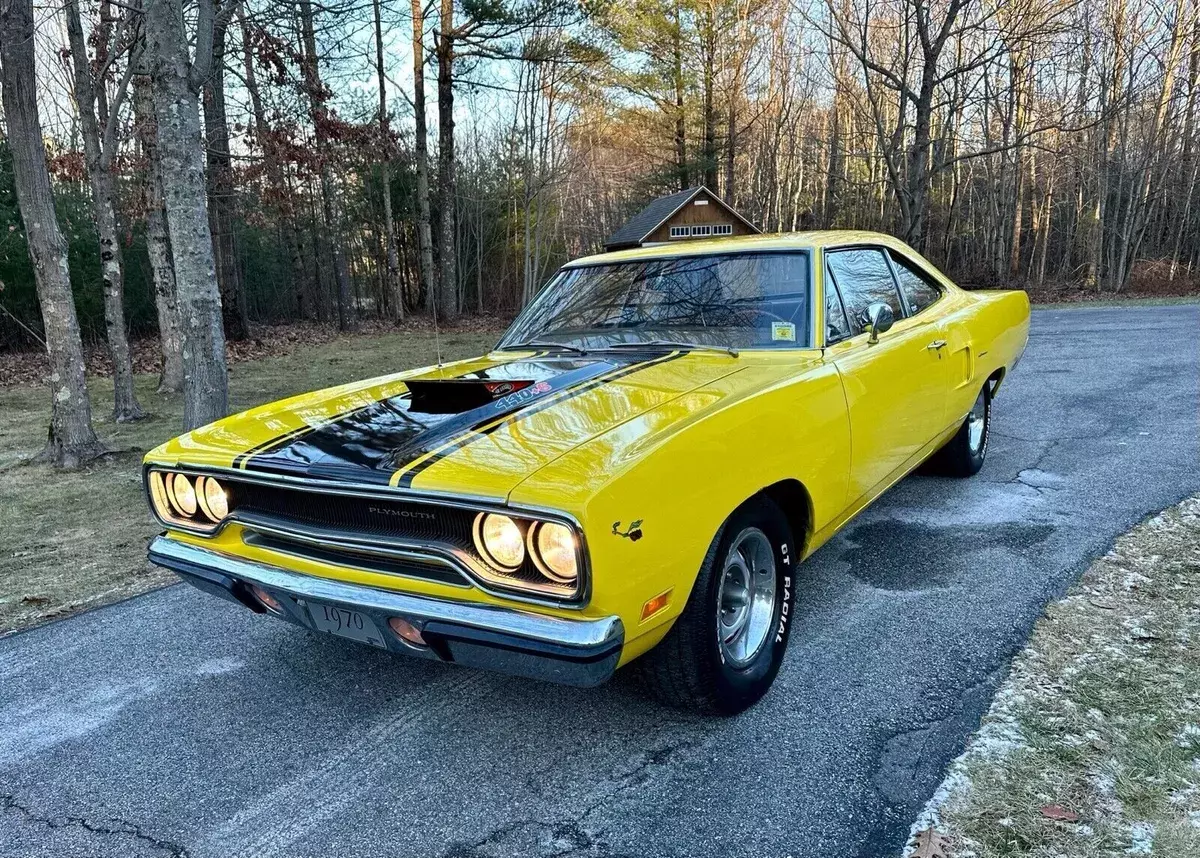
[864,303,895,344]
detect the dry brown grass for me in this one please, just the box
[0,329,498,634]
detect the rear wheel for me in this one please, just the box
[636,496,797,715]
[930,384,990,477]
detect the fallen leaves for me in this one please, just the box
[908,827,951,858]
[1039,804,1080,822]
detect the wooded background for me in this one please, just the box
[0,0,1197,463]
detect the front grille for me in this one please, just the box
[223,478,562,593]
[241,531,467,586]
[233,481,476,551]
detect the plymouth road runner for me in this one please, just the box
[145,231,1029,714]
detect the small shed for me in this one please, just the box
[603,186,760,252]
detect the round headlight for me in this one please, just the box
[149,471,171,519]
[475,513,525,571]
[532,522,578,583]
[197,476,230,522]
[168,473,198,517]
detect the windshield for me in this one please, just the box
[498,251,811,351]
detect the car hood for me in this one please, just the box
[148,350,760,500]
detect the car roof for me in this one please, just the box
[566,230,910,267]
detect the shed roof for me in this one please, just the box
[603,186,759,251]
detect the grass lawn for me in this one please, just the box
[0,329,498,634]
[909,496,1200,857]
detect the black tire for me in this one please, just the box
[635,495,798,716]
[930,383,991,477]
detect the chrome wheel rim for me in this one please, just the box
[967,390,987,454]
[716,527,777,668]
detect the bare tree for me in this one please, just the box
[204,6,251,340]
[1,0,105,467]
[64,0,146,422]
[298,0,356,330]
[374,0,403,319]
[412,0,437,315]
[133,72,184,393]
[143,0,232,429]
[237,7,311,317]
[435,0,459,320]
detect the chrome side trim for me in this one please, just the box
[149,536,622,651]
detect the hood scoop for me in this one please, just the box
[405,378,538,414]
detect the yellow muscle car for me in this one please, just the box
[144,231,1029,714]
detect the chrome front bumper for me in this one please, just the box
[148,536,624,687]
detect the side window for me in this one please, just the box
[890,252,942,315]
[825,248,904,334]
[823,274,851,344]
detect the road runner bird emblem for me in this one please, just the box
[612,520,643,541]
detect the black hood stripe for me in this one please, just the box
[392,350,683,488]
[237,354,645,484]
[230,352,553,470]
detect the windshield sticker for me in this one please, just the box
[771,321,797,342]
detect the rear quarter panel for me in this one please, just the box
[942,289,1031,427]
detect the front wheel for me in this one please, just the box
[636,496,797,715]
[930,384,990,477]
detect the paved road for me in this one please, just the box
[2,306,1198,858]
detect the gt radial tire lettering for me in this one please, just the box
[776,575,792,643]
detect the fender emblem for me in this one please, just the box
[612,519,643,542]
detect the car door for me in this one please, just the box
[886,249,963,433]
[822,246,948,505]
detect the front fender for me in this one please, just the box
[509,357,851,663]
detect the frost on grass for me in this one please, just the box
[908,497,1200,858]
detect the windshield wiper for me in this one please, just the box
[499,340,589,355]
[600,340,740,357]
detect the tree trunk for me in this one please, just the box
[725,99,737,204]
[411,0,436,315]
[374,0,403,319]
[64,0,145,423]
[299,0,355,331]
[905,78,936,251]
[134,74,184,394]
[0,0,104,467]
[203,15,251,341]
[673,1,688,191]
[144,0,229,430]
[435,0,459,321]
[700,5,718,189]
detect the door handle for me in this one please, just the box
[926,339,947,350]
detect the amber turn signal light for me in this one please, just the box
[641,589,673,622]
[388,616,426,647]
[250,584,283,613]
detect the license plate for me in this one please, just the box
[307,602,387,649]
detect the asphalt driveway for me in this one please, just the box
[2,305,1198,858]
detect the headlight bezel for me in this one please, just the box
[471,511,584,601]
[145,467,235,533]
